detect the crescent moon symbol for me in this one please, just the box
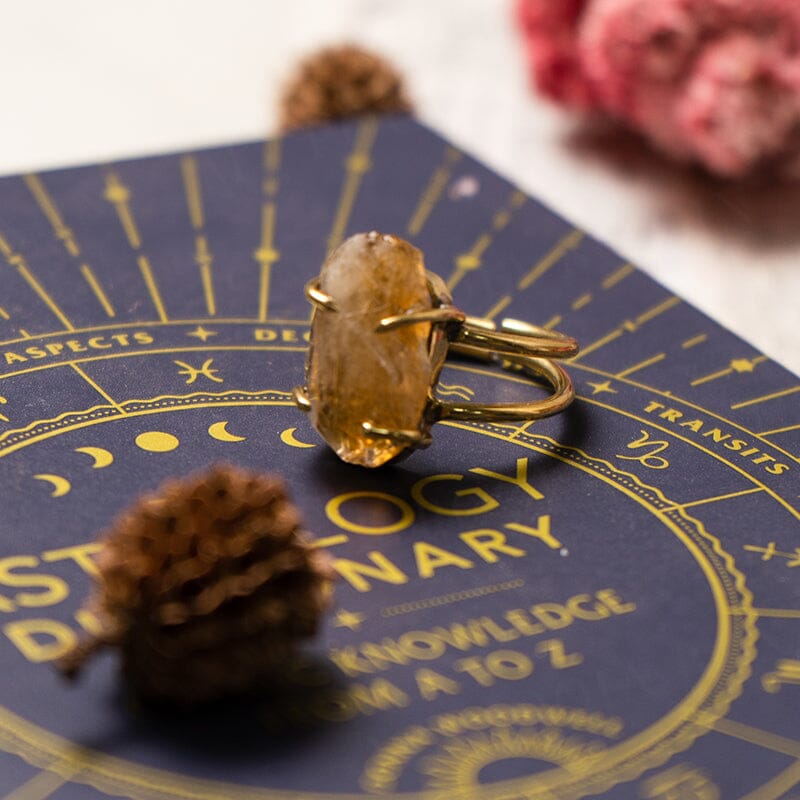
[34,474,72,498]
[208,421,247,443]
[280,427,316,449]
[75,446,114,469]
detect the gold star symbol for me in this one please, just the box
[587,380,618,395]
[333,609,366,631]
[186,325,217,342]
[730,358,756,373]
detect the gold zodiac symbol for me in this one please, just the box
[174,358,223,385]
[617,430,671,470]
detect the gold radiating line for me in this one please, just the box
[0,307,8,320]
[24,173,114,318]
[104,169,171,321]
[691,356,768,388]
[253,137,283,322]
[571,292,592,311]
[265,137,281,173]
[255,202,279,322]
[484,294,512,321]
[575,296,681,362]
[83,271,114,318]
[752,608,800,619]
[682,333,707,349]
[492,249,615,352]
[517,229,583,291]
[70,363,126,414]
[447,232,493,292]
[327,117,378,255]
[0,769,70,800]
[543,314,562,330]
[180,155,204,230]
[573,329,623,361]
[103,172,141,249]
[447,191,527,293]
[407,146,461,236]
[180,156,217,316]
[486,252,627,366]
[493,209,511,231]
[709,716,800,758]
[0,233,74,331]
[691,367,733,387]
[760,422,800,436]
[137,255,168,323]
[732,385,800,411]
[601,262,633,289]
[24,174,80,257]
[79,265,115,318]
[615,353,666,378]
[196,236,216,317]
[636,295,681,325]
[495,193,524,224]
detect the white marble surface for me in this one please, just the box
[0,0,797,375]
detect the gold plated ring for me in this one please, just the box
[294,232,579,467]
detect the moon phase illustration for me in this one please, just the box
[280,427,316,449]
[207,421,247,442]
[74,446,114,468]
[33,473,72,497]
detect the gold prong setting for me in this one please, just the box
[375,306,465,333]
[361,421,431,448]
[293,386,311,411]
[304,279,339,312]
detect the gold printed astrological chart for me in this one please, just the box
[0,117,796,800]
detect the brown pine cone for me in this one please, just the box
[279,44,413,131]
[59,464,335,705]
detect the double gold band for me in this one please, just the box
[431,315,577,424]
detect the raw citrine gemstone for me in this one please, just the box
[307,232,433,467]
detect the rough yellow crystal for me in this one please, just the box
[307,232,433,466]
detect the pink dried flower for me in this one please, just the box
[517,0,594,107]
[516,0,800,177]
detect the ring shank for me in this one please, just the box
[430,353,575,423]
[454,318,579,361]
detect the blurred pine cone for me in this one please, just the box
[59,464,334,705]
[280,44,413,131]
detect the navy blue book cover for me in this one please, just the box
[0,115,797,799]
